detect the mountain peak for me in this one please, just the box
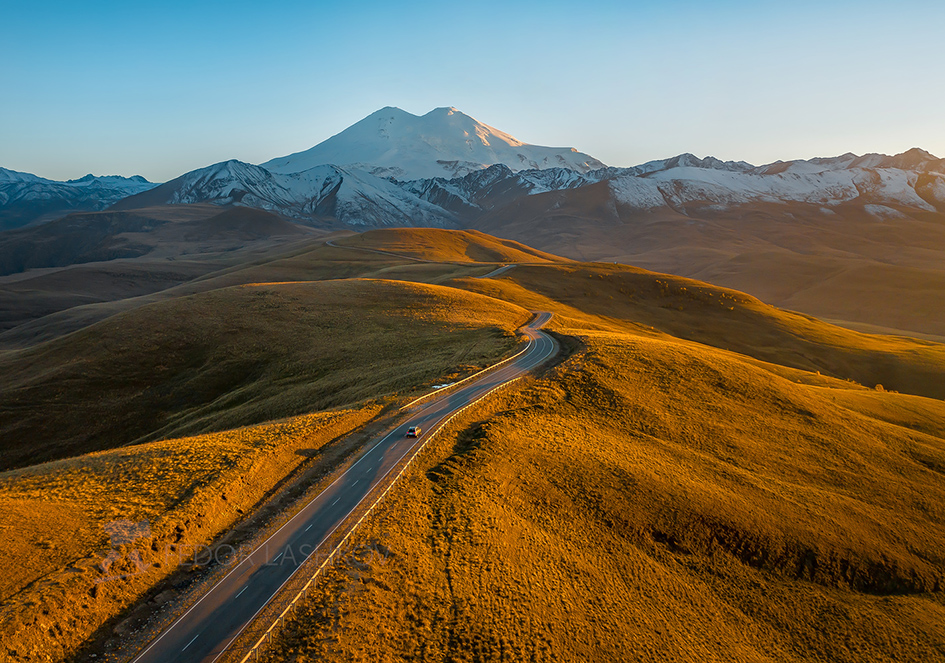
[261,106,606,180]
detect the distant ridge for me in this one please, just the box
[0,168,156,231]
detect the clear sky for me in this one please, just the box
[2,0,943,182]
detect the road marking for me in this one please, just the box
[304,524,313,532]
[272,553,282,563]
[235,587,247,599]
[331,498,340,506]
[182,634,199,652]
[352,479,358,486]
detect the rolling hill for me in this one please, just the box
[1,227,943,663]
[0,278,527,471]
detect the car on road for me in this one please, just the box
[406,426,421,437]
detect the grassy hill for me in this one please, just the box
[335,227,567,264]
[472,187,945,338]
[235,230,945,663]
[455,262,945,400]
[0,278,528,470]
[270,325,945,662]
[1,227,943,663]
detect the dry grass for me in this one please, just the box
[0,407,376,662]
[0,279,529,470]
[4,227,944,662]
[264,328,945,663]
[454,262,945,400]
[336,228,567,264]
[247,230,945,663]
[0,268,534,662]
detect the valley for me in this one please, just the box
[0,228,942,662]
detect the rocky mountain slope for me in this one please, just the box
[0,168,156,230]
[113,160,455,228]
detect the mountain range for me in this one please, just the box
[3,106,945,338]
[5,107,945,233]
[0,168,156,230]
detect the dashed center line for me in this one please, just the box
[181,634,199,652]
[304,524,313,532]
[235,587,247,599]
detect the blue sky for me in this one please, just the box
[2,0,943,182]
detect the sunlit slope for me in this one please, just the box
[335,227,568,263]
[0,406,378,663]
[472,184,945,338]
[455,262,945,400]
[0,232,545,352]
[266,329,945,663]
[0,279,529,470]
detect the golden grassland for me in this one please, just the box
[263,327,945,663]
[0,274,532,662]
[0,278,529,470]
[454,262,945,400]
[0,407,377,662]
[3,227,944,662]
[335,227,567,264]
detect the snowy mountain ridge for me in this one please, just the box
[0,168,156,230]
[3,104,945,231]
[113,145,945,229]
[113,159,455,228]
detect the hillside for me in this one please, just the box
[0,407,380,663]
[268,325,945,663]
[468,171,945,339]
[0,204,310,277]
[243,231,945,663]
[456,262,945,400]
[1,228,943,663]
[0,278,528,470]
[335,227,567,264]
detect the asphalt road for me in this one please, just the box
[476,264,516,279]
[132,311,557,663]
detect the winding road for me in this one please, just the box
[132,311,557,663]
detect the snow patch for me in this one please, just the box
[864,204,906,219]
[609,176,666,209]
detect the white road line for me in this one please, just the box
[304,524,313,532]
[235,587,247,599]
[352,479,358,486]
[331,498,340,506]
[181,635,199,652]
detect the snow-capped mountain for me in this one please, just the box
[110,147,945,231]
[0,168,156,230]
[261,106,606,180]
[113,160,455,228]
[4,98,943,237]
[404,148,945,219]
[604,148,945,214]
